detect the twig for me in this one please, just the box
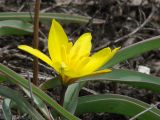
[94,4,156,52]
[114,5,155,43]
[26,0,48,52]
[82,87,99,95]
[17,3,25,12]
[69,0,102,38]
[26,0,33,21]
[39,30,48,52]
[21,71,52,80]
[40,6,53,13]
[129,103,159,120]
[27,72,34,105]
[33,0,41,85]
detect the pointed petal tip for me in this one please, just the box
[112,47,121,53]
[103,47,120,52]
[85,32,92,37]
[93,69,112,75]
[79,32,92,41]
[18,45,21,49]
[18,45,23,48]
[52,19,58,24]
[18,45,29,50]
[101,47,111,53]
[86,69,112,77]
[51,19,61,29]
[85,32,92,36]
[116,46,121,50]
[99,69,112,73]
[51,19,62,27]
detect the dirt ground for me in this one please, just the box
[0,0,160,119]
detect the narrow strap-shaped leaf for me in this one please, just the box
[2,98,12,120]
[0,20,32,36]
[0,12,105,25]
[22,87,53,120]
[76,94,160,120]
[79,69,160,93]
[0,63,79,120]
[0,74,7,83]
[102,36,160,68]
[0,86,45,120]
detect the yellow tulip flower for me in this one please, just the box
[18,19,120,85]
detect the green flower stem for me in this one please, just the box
[60,85,67,106]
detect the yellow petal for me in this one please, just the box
[18,45,54,68]
[89,69,111,76]
[66,42,73,54]
[61,45,69,65]
[67,69,111,84]
[48,19,68,63]
[63,47,119,78]
[61,58,90,79]
[60,42,74,67]
[82,47,120,74]
[69,33,92,61]
[112,47,120,55]
[62,68,81,78]
[74,57,90,70]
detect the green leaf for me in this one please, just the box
[63,83,80,114]
[103,36,160,68]
[0,86,45,120]
[22,87,53,120]
[0,20,32,36]
[79,69,160,93]
[0,74,7,83]
[76,94,160,120]
[39,77,61,90]
[0,63,79,120]
[0,12,104,25]
[2,98,12,120]
[63,82,86,114]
